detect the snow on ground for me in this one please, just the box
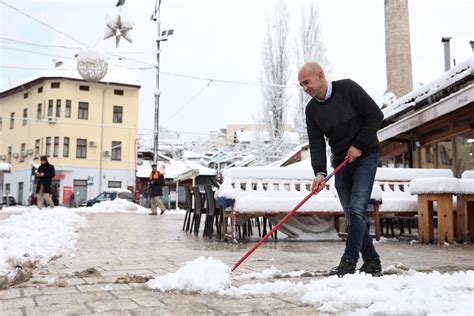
[147,257,473,315]
[0,209,86,278]
[147,257,231,293]
[234,266,306,280]
[74,198,149,214]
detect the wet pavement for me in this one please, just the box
[1,212,474,315]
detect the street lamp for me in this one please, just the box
[151,0,174,164]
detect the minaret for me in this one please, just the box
[384,0,413,98]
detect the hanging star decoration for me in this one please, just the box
[104,13,133,47]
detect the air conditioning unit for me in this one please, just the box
[12,153,19,159]
[26,148,34,155]
[89,141,97,147]
[0,155,6,161]
[103,150,110,157]
[47,116,57,124]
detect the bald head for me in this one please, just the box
[298,62,327,99]
[298,62,324,77]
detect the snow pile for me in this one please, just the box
[300,271,473,315]
[235,266,306,280]
[76,198,149,213]
[0,209,86,274]
[227,270,474,314]
[410,178,460,194]
[147,257,231,293]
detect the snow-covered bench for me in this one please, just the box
[217,167,382,242]
[217,166,455,243]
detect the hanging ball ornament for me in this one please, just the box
[76,48,109,82]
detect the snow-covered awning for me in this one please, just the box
[136,159,216,181]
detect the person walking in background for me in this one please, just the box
[298,62,384,277]
[149,164,166,215]
[36,155,55,209]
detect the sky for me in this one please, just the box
[1,0,473,142]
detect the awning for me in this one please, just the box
[378,84,473,142]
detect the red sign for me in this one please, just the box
[54,173,65,180]
[63,186,72,205]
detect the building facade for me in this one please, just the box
[378,57,473,177]
[0,67,140,205]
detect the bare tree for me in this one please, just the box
[258,0,291,164]
[294,2,330,143]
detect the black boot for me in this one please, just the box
[329,256,357,277]
[359,257,382,276]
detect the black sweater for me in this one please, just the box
[305,79,383,176]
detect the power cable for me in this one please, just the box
[1,1,89,47]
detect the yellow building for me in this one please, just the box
[0,62,140,205]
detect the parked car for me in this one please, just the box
[2,195,17,207]
[86,189,135,206]
[29,192,59,206]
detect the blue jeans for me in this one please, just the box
[335,152,379,261]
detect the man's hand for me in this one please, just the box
[311,174,326,194]
[345,145,362,162]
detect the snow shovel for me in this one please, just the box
[231,158,350,272]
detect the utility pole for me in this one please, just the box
[151,0,173,164]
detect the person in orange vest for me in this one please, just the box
[149,164,166,215]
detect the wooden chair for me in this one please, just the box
[203,185,220,238]
[182,186,194,232]
[190,186,206,236]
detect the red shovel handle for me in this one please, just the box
[231,158,350,272]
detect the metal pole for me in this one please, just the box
[153,0,162,165]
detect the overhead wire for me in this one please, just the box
[0,1,89,47]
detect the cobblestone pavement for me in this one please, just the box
[1,212,474,315]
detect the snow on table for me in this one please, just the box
[410,178,471,195]
[0,209,86,275]
[147,257,473,315]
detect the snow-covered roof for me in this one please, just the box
[382,56,474,122]
[269,143,309,167]
[182,150,206,160]
[234,131,300,144]
[0,163,11,172]
[136,159,216,180]
[1,58,140,94]
[104,188,132,193]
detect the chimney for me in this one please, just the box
[384,0,413,98]
[441,37,452,72]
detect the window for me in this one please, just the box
[45,137,51,156]
[48,100,54,117]
[20,143,25,162]
[114,89,124,96]
[79,85,89,91]
[0,116,2,130]
[5,183,10,193]
[37,103,42,120]
[113,106,123,123]
[65,100,71,118]
[78,102,89,120]
[76,138,87,158]
[53,137,60,157]
[23,92,28,99]
[108,181,122,188]
[56,99,61,118]
[111,141,122,161]
[22,108,28,126]
[51,82,60,88]
[7,146,12,163]
[63,137,69,157]
[35,139,40,157]
[10,112,14,129]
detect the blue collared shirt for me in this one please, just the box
[314,81,332,102]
